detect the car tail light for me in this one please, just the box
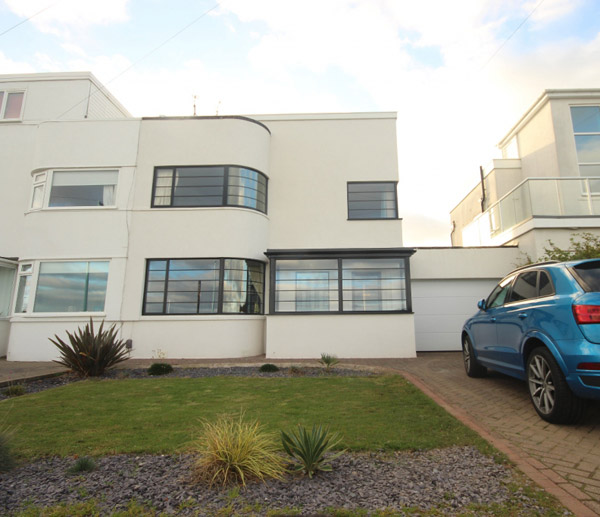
[572,305,600,324]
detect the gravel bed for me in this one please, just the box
[0,447,550,516]
[0,366,372,401]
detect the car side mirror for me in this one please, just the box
[477,299,487,311]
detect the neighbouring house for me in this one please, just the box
[452,89,600,260]
[0,72,426,361]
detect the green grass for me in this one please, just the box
[0,375,491,458]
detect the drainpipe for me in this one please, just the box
[479,165,486,212]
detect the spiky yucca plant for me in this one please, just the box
[192,413,286,487]
[281,424,344,478]
[319,353,340,372]
[50,318,129,377]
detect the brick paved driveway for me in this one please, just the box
[397,352,600,516]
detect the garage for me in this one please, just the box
[410,246,519,352]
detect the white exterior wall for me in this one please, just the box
[266,314,415,359]
[259,114,403,249]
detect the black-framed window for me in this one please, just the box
[143,258,265,315]
[152,165,268,213]
[267,249,413,314]
[347,182,398,220]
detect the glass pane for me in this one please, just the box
[49,172,118,207]
[348,182,397,220]
[4,92,24,118]
[539,272,553,297]
[0,267,15,317]
[223,259,264,314]
[342,259,406,312]
[31,185,44,209]
[571,106,600,133]
[575,135,600,163]
[275,259,338,313]
[34,261,108,312]
[509,271,538,302]
[14,275,30,313]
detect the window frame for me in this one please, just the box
[29,169,120,211]
[266,248,414,315]
[13,260,110,315]
[150,165,268,214]
[570,105,600,192]
[0,89,25,120]
[347,181,399,220]
[142,257,266,316]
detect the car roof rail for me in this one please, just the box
[508,260,560,274]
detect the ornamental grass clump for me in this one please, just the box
[2,384,25,397]
[319,353,340,373]
[0,424,16,472]
[68,456,96,474]
[50,318,129,377]
[191,413,286,487]
[281,424,344,478]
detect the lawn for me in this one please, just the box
[0,374,491,458]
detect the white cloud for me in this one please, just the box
[0,52,36,73]
[4,0,130,37]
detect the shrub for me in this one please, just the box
[542,232,600,261]
[148,363,174,376]
[0,424,15,472]
[50,318,129,377]
[2,384,25,397]
[319,353,340,372]
[281,424,343,478]
[259,363,279,373]
[68,456,96,474]
[289,366,305,376]
[191,413,286,487]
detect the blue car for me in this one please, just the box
[462,259,600,424]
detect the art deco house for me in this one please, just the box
[0,72,420,360]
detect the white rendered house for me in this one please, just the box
[0,72,417,361]
[452,89,600,259]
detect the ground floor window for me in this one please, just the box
[267,249,414,314]
[143,258,265,315]
[33,261,109,313]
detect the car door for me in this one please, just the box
[469,274,515,363]
[493,270,540,375]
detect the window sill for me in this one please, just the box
[140,314,266,321]
[11,312,107,321]
[27,206,118,214]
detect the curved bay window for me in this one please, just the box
[151,165,267,213]
[143,258,265,315]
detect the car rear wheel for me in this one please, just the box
[527,347,586,424]
[462,335,486,377]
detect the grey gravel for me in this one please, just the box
[0,447,552,516]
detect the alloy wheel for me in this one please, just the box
[528,354,555,415]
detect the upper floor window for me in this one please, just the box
[143,258,265,315]
[0,90,24,120]
[347,182,398,220]
[152,166,268,214]
[571,106,600,189]
[30,170,118,209]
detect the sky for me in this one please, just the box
[2,0,600,245]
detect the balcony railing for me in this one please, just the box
[462,177,600,245]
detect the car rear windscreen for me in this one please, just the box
[571,261,600,292]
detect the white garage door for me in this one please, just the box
[412,279,498,352]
